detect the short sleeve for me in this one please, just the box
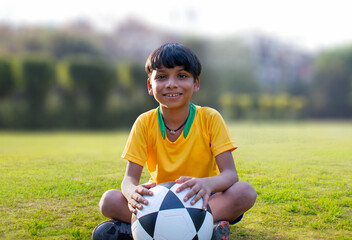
[121,114,148,167]
[208,109,237,156]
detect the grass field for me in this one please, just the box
[0,122,351,239]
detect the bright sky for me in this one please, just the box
[1,0,352,51]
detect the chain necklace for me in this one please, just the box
[163,116,188,135]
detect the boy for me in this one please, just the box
[92,43,257,240]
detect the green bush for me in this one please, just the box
[22,56,55,128]
[0,58,15,98]
[310,45,352,118]
[220,92,306,120]
[68,57,115,128]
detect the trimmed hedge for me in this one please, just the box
[22,56,55,128]
[0,58,15,98]
[68,57,115,128]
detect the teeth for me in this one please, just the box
[167,94,179,97]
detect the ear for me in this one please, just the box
[147,78,153,95]
[193,77,200,92]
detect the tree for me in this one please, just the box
[0,58,15,98]
[69,57,115,128]
[310,45,352,118]
[51,33,104,59]
[198,38,260,108]
[22,56,55,128]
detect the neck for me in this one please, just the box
[160,104,190,128]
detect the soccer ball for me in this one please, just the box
[131,182,213,240]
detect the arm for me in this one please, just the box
[176,151,238,209]
[121,161,156,213]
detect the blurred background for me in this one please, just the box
[1,0,352,129]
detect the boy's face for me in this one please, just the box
[147,65,199,110]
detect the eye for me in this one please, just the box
[156,74,166,80]
[178,73,188,79]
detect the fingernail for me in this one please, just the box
[184,197,188,201]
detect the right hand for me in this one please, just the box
[127,181,156,213]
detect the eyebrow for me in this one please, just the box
[155,66,186,72]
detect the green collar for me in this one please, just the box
[157,103,196,139]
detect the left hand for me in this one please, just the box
[175,176,212,210]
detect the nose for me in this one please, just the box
[166,76,177,88]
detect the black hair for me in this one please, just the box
[145,43,202,80]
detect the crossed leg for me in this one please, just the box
[99,189,132,223]
[209,181,257,222]
[99,181,256,223]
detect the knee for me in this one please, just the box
[99,189,125,216]
[229,181,257,209]
[239,181,257,208]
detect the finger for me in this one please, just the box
[176,180,195,193]
[136,183,156,196]
[136,186,153,197]
[142,181,156,190]
[129,199,143,211]
[132,192,148,205]
[175,176,192,184]
[201,194,209,210]
[184,185,201,201]
[128,203,137,214]
[190,189,205,205]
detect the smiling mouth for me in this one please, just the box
[164,93,182,97]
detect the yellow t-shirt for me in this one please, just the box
[121,104,237,184]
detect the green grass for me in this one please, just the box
[0,122,351,239]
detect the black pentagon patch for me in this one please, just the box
[139,212,158,237]
[158,181,176,189]
[187,208,206,232]
[192,234,199,240]
[159,191,184,210]
[206,204,212,214]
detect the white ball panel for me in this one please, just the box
[136,185,169,217]
[170,183,204,209]
[154,209,196,240]
[196,211,214,240]
[132,217,153,240]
